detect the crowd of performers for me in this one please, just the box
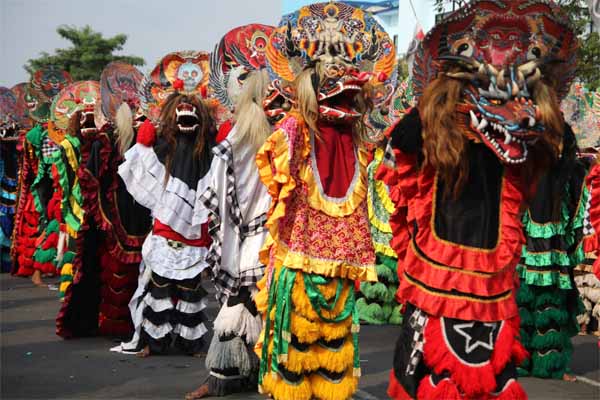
[1,1,600,399]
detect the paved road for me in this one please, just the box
[1,274,599,399]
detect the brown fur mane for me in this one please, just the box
[417,70,563,199]
[158,92,213,177]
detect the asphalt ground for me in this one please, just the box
[1,274,599,399]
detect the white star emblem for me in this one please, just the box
[453,322,496,354]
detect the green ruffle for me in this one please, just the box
[388,305,403,325]
[535,306,570,330]
[360,281,394,303]
[531,350,571,379]
[521,245,583,268]
[519,306,534,328]
[33,248,57,264]
[25,125,44,150]
[530,328,572,352]
[517,264,574,289]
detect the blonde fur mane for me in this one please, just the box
[231,69,272,151]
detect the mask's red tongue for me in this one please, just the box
[313,121,356,198]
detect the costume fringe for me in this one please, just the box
[260,372,312,400]
[309,370,357,400]
[314,336,354,373]
[205,334,257,377]
[417,376,462,400]
[213,302,262,345]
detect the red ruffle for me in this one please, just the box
[100,285,135,306]
[387,370,414,400]
[416,376,462,400]
[97,316,132,337]
[381,145,525,321]
[99,301,132,320]
[594,257,600,282]
[422,315,523,398]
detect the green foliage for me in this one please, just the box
[24,25,145,81]
[431,0,600,90]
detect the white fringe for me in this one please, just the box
[205,334,257,377]
[176,298,208,314]
[213,302,262,345]
[174,323,208,340]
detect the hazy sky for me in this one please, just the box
[0,0,283,86]
[0,0,437,87]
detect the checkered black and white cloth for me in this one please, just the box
[41,136,60,160]
[201,140,268,304]
[406,308,428,375]
[583,182,595,237]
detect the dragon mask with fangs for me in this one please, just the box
[414,0,577,164]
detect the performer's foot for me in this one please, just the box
[593,330,600,337]
[184,384,209,400]
[563,373,577,382]
[31,271,46,287]
[192,351,207,358]
[136,346,151,358]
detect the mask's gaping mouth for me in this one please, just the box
[80,108,98,136]
[176,103,199,133]
[464,95,540,164]
[0,122,17,140]
[318,73,369,121]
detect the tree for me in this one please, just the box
[432,0,600,90]
[24,25,145,81]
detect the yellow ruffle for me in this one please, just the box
[309,369,358,400]
[368,197,392,234]
[268,341,320,374]
[373,241,397,258]
[372,147,396,214]
[61,263,73,276]
[59,281,71,294]
[290,312,321,344]
[260,371,312,400]
[275,243,377,282]
[314,335,354,373]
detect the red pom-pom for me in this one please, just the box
[200,86,207,99]
[173,79,184,91]
[136,119,156,147]
[377,72,388,83]
[74,98,82,104]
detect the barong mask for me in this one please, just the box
[0,87,18,140]
[10,83,33,133]
[415,0,577,164]
[210,24,274,111]
[140,51,210,123]
[267,1,396,122]
[51,81,101,139]
[27,67,73,123]
[100,62,143,126]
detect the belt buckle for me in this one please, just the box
[167,239,184,249]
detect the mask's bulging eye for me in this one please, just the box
[452,39,474,58]
[527,46,542,60]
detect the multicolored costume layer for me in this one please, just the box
[197,24,274,398]
[516,128,588,379]
[386,1,577,398]
[255,3,396,399]
[115,52,214,355]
